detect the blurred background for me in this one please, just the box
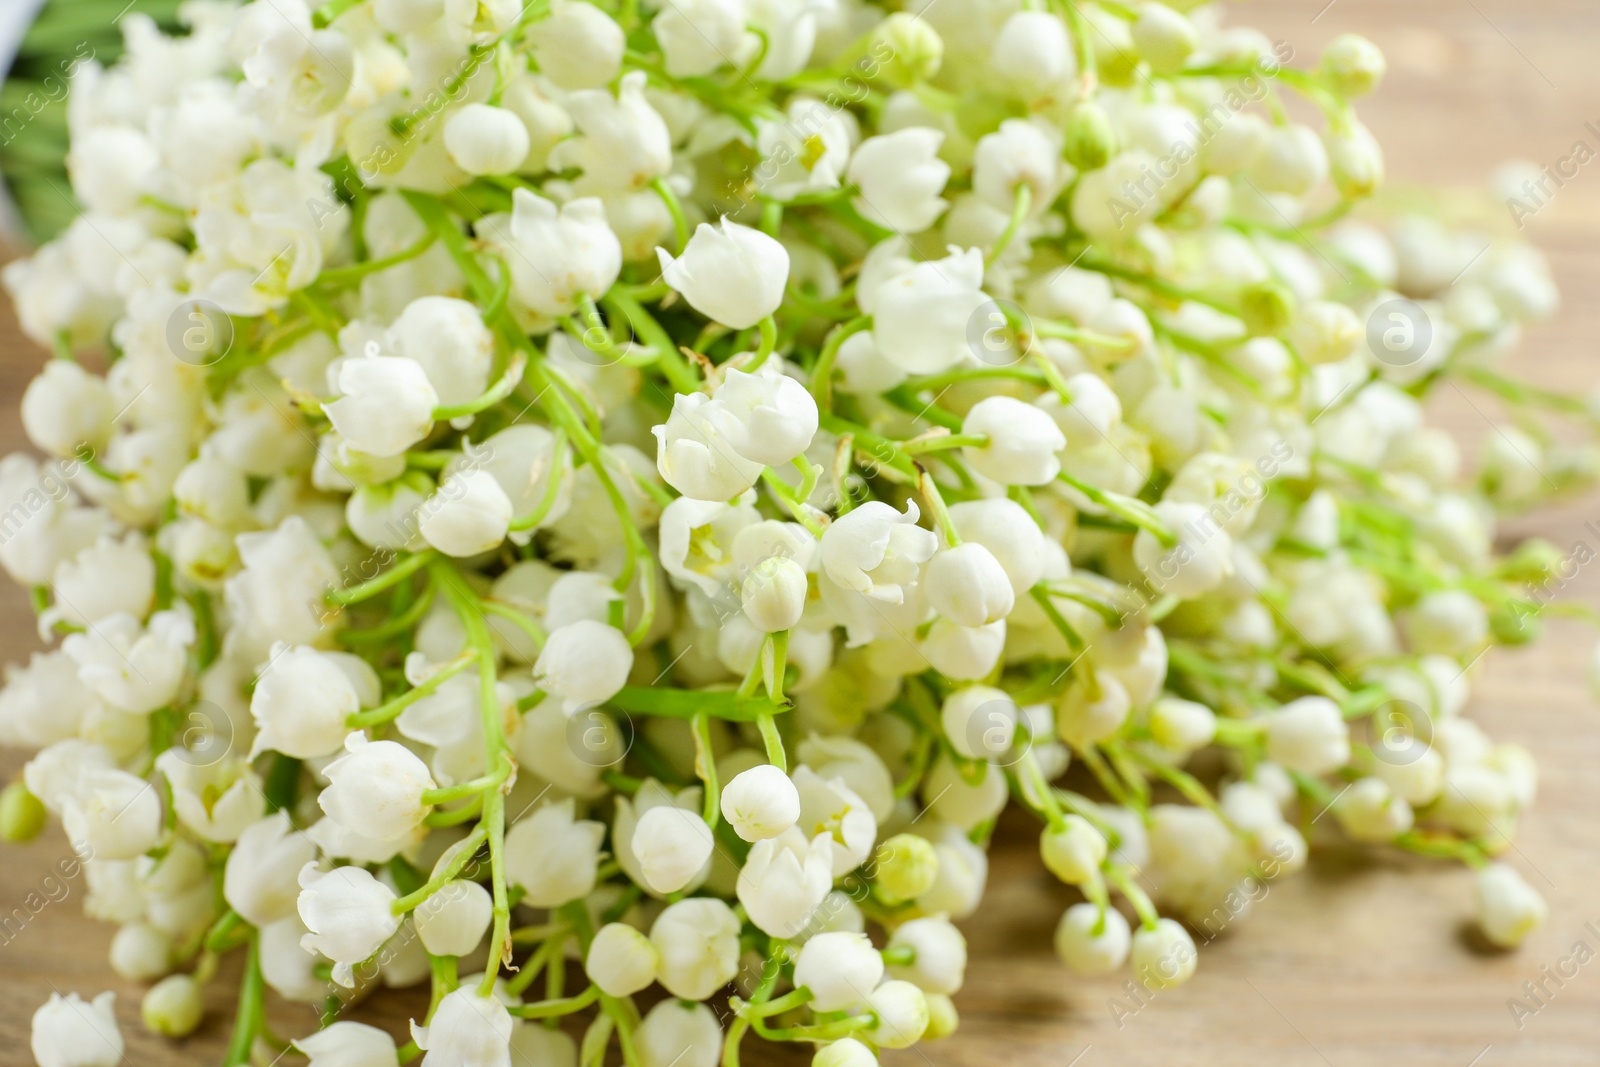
[0,1,1596,1064]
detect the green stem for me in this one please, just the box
[432,352,527,420]
[348,650,480,728]
[391,825,489,915]
[809,315,872,411]
[327,550,437,606]
[221,934,265,1067]
[651,178,691,252]
[986,183,1032,269]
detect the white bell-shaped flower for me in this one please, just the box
[885,916,967,995]
[532,619,633,713]
[585,921,659,997]
[794,766,877,876]
[960,397,1066,486]
[741,556,809,633]
[1053,902,1131,975]
[297,863,402,978]
[991,10,1074,101]
[294,1021,398,1067]
[819,500,937,605]
[414,880,493,958]
[51,533,155,628]
[505,800,606,907]
[547,71,671,191]
[1475,863,1546,948]
[31,992,123,1067]
[527,0,625,89]
[63,609,194,715]
[445,104,532,176]
[1132,501,1235,599]
[21,359,115,457]
[249,645,368,760]
[716,363,819,467]
[737,825,833,938]
[658,219,789,330]
[925,543,1015,628]
[1262,696,1349,775]
[224,812,317,928]
[653,392,766,501]
[794,931,884,1012]
[418,469,513,558]
[504,189,623,318]
[325,350,438,458]
[386,296,496,408]
[756,97,853,202]
[848,128,950,234]
[320,734,437,842]
[633,805,715,894]
[649,897,741,1000]
[636,1000,722,1067]
[655,0,747,77]
[1040,815,1108,885]
[62,768,162,860]
[871,247,988,373]
[865,980,929,1049]
[972,118,1067,217]
[410,988,514,1067]
[1130,918,1197,988]
[720,764,801,841]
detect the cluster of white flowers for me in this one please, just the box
[4,0,1596,1065]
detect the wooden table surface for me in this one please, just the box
[3,1,1600,1064]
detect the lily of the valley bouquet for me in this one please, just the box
[3,0,1598,1065]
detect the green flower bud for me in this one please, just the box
[1064,102,1118,171]
[142,974,204,1038]
[923,993,959,1040]
[872,13,944,89]
[873,832,939,904]
[1496,538,1565,583]
[0,781,46,843]
[1240,281,1297,337]
[1131,2,1198,75]
[1320,34,1386,98]
[1328,122,1384,200]
[1490,604,1541,646]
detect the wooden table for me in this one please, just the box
[2,1,1599,1064]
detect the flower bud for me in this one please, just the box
[923,993,959,1039]
[0,780,46,842]
[795,931,885,1012]
[1240,280,1296,337]
[1130,918,1197,988]
[1263,696,1349,776]
[633,806,715,894]
[961,397,1066,487]
[1148,697,1216,757]
[874,833,939,904]
[325,351,438,458]
[1334,777,1413,843]
[1054,902,1131,975]
[1247,124,1328,196]
[22,360,115,458]
[1063,102,1117,171]
[414,880,493,957]
[873,13,943,87]
[503,189,624,318]
[419,468,514,558]
[865,980,929,1049]
[533,619,634,713]
[444,104,531,176]
[1287,300,1362,365]
[586,921,660,997]
[1327,121,1384,200]
[741,557,809,633]
[1402,589,1488,656]
[142,975,203,1038]
[110,923,172,981]
[940,685,1016,761]
[637,1000,721,1067]
[991,11,1074,102]
[1320,34,1386,98]
[1131,2,1197,74]
[886,916,966,995]
[1475,863,1546,948]
[1040,815,1108,885]
[650,898,741,1000]
[527,0,625,90]
[1133,502,1235,600]
[926,543,1015,628]
[816,1038,877,1067]
[720,764,800,842]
